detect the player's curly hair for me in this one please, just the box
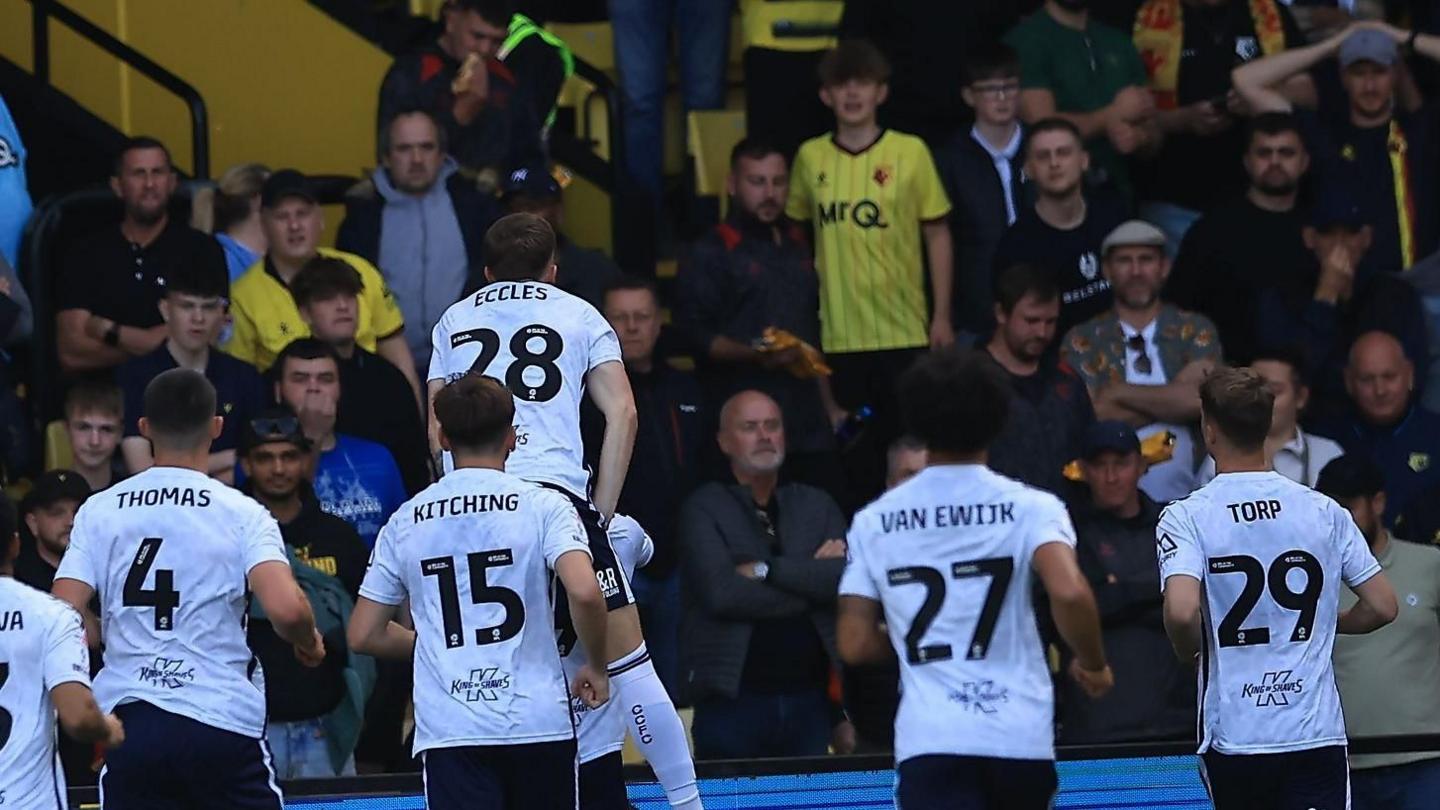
[898,348,1011,455]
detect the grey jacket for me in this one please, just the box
[678,480,847,702]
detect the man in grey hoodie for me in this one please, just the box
[338,109,499,371]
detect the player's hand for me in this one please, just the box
[928,319,956,350]
[100,712,126,749]
[294,629,326,667]
[573,664,610,709]
[1068,659,1115,699]
[814,539,848,560]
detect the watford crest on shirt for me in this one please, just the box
[1410,452,1431,473]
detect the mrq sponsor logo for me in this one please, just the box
[1242,670,1304,707]
[451,668,511,702]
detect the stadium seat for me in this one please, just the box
[43,419,73,471]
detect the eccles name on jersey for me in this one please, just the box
[471,284,550,307]
[879,501,1017,534]
[115,487,213,509]
[413,492,521,523]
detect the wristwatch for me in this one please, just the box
[752,561,770,581]
[102,322,121,348]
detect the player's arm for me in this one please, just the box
[1161,574,1204,662]
[51,578,100,648]
[555,549,610,707]
[836,596,893,665]
[52,683,123,747]
[426,377,446,465]
[347,597,417,659]
[1339,571,1399,634]
[249,560,324,666]
[1033,542,1113,697]
[585,360,638,521]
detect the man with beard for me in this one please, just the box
[1169,113,1315,365]
[679,390,848,759]
[985,262,1096,494]
[56,137,226,373]
[676,138,842,502]
[1235,22,1440,276]
[13,470,90,592]
[1323,454,1440,808]
[995,119,1128,340]
[1062,220,1222,503]
[239,409,370,778]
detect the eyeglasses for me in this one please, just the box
[1127,334,1153,376]
[248,415,301,438]
[972,81,1020,100]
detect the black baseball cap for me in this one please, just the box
[503,165,562,200]
[260,169,317,208]
[1308,184,1367,232]
[21,470,91,514]
[1317,454,1385,500]
[1081,420,1141,459]
[240,408,312,455]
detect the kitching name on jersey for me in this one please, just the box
[840,465,1075,765]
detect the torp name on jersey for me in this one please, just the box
[116,487,213,509]
[472,284,549,307]
[879,501,1016,533]
[413,492,521,523]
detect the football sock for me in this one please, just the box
[608,642,703,809]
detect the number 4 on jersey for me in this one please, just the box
[123,537,181,631]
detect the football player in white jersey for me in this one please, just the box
[349,373,611,809]
[838,349,1113,809]
[427,214,701,809]
[52,369,325,810]
[0,501,124,810]
[571,513,653,810]
[1159,367,1398,809]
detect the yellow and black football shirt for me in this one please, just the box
[786,129,951,354]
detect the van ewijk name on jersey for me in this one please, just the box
[879,501,1016,533]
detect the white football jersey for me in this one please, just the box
[567,513,653,763]
[1157,471,1382,755]
[839,464,1076,764]
[54,466,287,739]
[0,578,91,810]
[428,280,622,497]
[360,467,591,754]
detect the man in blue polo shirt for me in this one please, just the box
[117,260,266,484]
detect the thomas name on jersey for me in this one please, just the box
[470,284,550,307]
[878,501,1017,533]
[114,487,213,509]
[413,492,521,523]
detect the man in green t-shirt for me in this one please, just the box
[1321,455,1440,806]
[1005,0,1160,200]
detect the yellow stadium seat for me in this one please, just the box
[546,22,616,74]
[687,109,747,200]
[44,419,74,472]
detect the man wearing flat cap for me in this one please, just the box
[1061,219,1222,503]
[1234,22,1440,276]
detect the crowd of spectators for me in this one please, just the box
[6,0,1440,796]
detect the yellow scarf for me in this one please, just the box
[1388,120,1417,268]
[1134,0,1286,110]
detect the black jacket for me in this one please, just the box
[985,351,1096,496]
[335,348,431,496]
[678,481,846,702]
[935,128,1027,334]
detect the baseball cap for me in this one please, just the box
[503,165,563,200]
[260,169,317,208]
[1308,183,1367,231]
[1100,220,1167,257]
[240,408,312,455]
[1081,420,1141,459]
[1339,29,1398,69]
[21,470,91,514]
[1316,454,1385,500]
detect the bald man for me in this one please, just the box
[1314,331,1440,528]
[677,390,851,759]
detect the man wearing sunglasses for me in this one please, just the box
[1060,219,1222,503]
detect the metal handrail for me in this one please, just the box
[29,0,210,178]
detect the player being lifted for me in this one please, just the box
[837,349,1113,809]
[349,374,610,809]
[52,369,324,809]
[0,496,125,809]
[1159,368,1398,809]
[428,214,701,808]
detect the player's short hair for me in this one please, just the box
[1316,454,1385,501]
[64,379,123,421]
[143,369,217,451]
[484,213,557,281]
[273,337,342,377]
[899,349,1011,455]
[434,373,515,453]
[449,0,514,26]
[1023,118,1085,160]
[729,137,786,172]
[817,39,891,86]
[291,256,364,308]
[1244,111,1304,151]
[1250,345,1310,388]
[963,43,1020,86]
[113,135,172,177]
[1200,367,1274,452]
[378,108,448,160]
[994,263,1060,313]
